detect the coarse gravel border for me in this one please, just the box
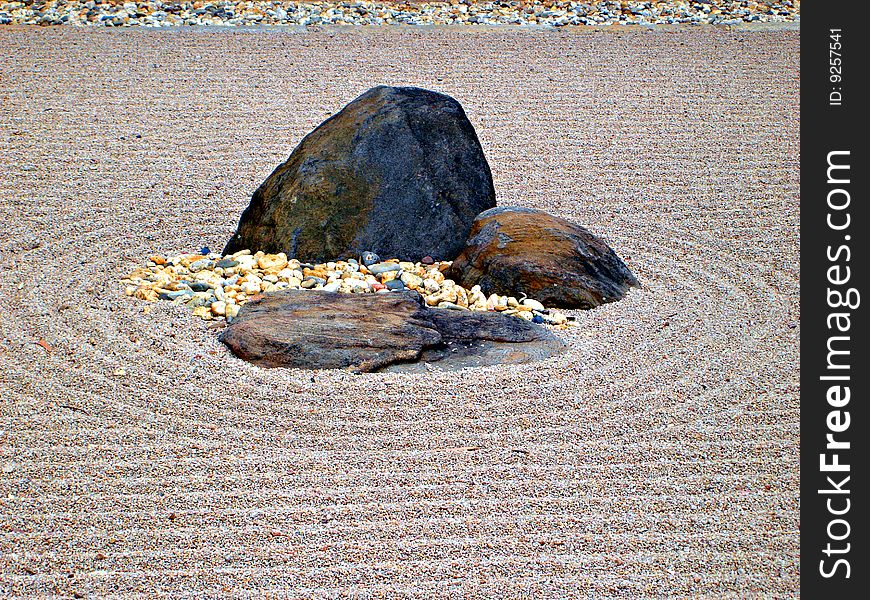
[0,0,801,28]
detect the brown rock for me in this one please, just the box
[219,289,564,372]
[447,207,639,309]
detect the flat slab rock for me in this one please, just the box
[219,289,565,373]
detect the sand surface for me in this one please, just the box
[0,26,799,597]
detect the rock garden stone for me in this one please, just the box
[219,289,565,373]
[447,206,639,309]
[223,85,496,262]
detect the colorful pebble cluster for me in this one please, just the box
[1,1,799,28]
[122,248,571,325]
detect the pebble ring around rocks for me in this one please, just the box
[121,248,572,327]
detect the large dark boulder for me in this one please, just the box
[223,85,496,262]
[219,289,564,373]
[446,207,639,309]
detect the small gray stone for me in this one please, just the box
[189,297,207,308]
[183,281,212,292]
[385,279,405,291]
[361,251,380,266]
[368,262,402,275]
[216,259,238,268]
[159,290,193,301]
[304,276,326,286]
[189,258,212,273]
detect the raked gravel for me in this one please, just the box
[0,25,799,597]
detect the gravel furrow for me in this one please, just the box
[0,24,799,597]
